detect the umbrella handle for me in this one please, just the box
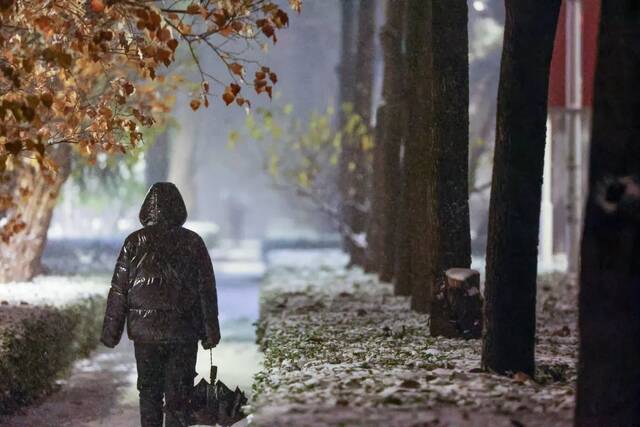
[209,350,217,383]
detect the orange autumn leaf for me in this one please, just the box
[229,63,244,76]
[0,0,294,243]
[90,0,105,13]
[186,4,202,15]
[222,92,235,106]
[229,83,241,96]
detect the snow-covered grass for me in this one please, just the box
[252,259,577,426]
[0,274,108,415]
[0,294,106,415]
[0,274,109,307]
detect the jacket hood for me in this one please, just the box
[139,182,187,227]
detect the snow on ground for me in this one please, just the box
[252,258,577,427]
[266,248,348,270]
[0,275,109,307]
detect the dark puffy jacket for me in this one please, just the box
[101,182,220,347]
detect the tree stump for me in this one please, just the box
[430,268,482,339]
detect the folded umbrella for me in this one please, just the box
[190,351,248,426]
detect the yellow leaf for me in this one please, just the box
[361,135,374,151]
[289,0,302,13]
[268,154,279,177]
[227,130,240,149]
[298,171,309,188]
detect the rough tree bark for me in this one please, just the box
[367,0,407,282]
[428,0,472,333]
[394,143,413,296]
[0,145,72,282]
[402,0,471,315]
[402,0,433,310]
[482,0,561,375]
[341,1,375,267]
[365,104,387,273]
[575,2,640,425]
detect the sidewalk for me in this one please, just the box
[0,252,263,426]
[251,254,577,426]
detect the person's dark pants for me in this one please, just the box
[134,341,198,427]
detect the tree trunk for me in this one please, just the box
[337,0,359,263]
[575,2,640,425]
[367,0,407,282]
[428,0,472,333]
[392,1,413,296]
[364,104,387,273]
[0,146,72,282]
[342,1,375,267]
[394,141,413,296]
[145,130,170,186]
[482,0,561,376]
[404,0,433,313]
[402,0,471,315]
[168,106,199,215]
[336,0,357,131]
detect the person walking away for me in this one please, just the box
[100,182,221,427]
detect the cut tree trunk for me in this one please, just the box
[431,268,482,339]
[575,1,640,425]
[0,145,72,282]
[427,0,472,325]
[482,0,561,376]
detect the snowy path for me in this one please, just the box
[0,255,265,427]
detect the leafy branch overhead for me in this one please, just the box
[0,0,300,239]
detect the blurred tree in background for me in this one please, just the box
[0,0,300,282]
[231,102,373,248]
[338,0,376,267]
